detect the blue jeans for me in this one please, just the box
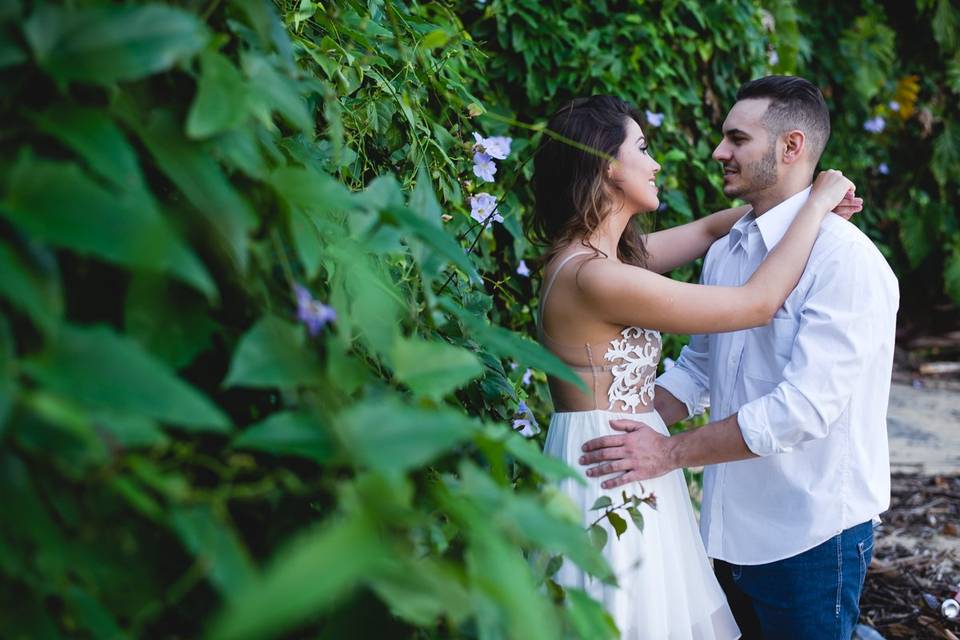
[714,521,874,640]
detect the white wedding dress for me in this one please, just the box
[539,252,740,640]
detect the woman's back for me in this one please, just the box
[538,251,662,414]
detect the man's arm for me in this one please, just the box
[581,239,894,485]
[580,413,756,489]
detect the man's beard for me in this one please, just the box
[723,141,778,198]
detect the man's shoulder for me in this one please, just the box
[812,215,899,286]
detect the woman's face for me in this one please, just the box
[608,118,661,213]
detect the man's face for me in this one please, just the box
[713,98,779,200]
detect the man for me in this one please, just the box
[578,76,899,639]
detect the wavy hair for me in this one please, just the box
[531,95,650,267]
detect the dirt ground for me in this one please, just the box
[858,381,960,639]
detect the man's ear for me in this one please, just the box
[782,130,805,165]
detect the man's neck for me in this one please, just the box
[748,171,814,217]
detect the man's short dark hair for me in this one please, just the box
[736,75,831,163]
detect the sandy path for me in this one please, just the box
[887,382,960,475]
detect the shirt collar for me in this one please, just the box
[727,185,813,251]
[754,186,813,251]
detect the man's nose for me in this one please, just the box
[712,141,730,162]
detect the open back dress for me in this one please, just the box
[539,251,740,640]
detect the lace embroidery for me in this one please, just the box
[604,327,661,412]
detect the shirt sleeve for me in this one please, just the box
[737,242,885,456]
[656,332,711,418]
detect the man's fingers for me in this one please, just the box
[601,471,638,490]
[581,434,625,452]
[610,419,648,433]
[585,459,631,478]
[579,447,625,466]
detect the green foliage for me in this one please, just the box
[0,0,955,637]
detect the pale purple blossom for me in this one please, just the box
[513,399,540,437]
[472,152,497,182]
[521,368,533,386]
[516,259,530,277]
[294,284,336,336]
[863,116,885,134]
[768,49,779,66]
[469,192,503,227]
[888,100,900,112]
[513,418,540,438]
[878,162,890,175]
[645,110,665,127]
[473,132,512,160]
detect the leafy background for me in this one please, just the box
[0,0,955,637]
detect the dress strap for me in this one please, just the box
[538,251,594,333]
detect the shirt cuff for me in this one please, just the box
[737,399,793,456]
[655,369,708,418]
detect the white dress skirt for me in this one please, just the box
[544,408,741,640]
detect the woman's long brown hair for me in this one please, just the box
[531,96,650,268]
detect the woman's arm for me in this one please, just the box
[643,194,863,274]
[643,205,750,274]
[577,170,855,335]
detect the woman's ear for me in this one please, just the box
[782,130,806,165]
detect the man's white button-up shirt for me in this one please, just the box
[656,186,900,565]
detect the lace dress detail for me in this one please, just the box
[604,327,662,412]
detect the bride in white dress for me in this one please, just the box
[529,96,858,639]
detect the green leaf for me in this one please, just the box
[1,155,216,299]
[124,275,217,370]
[627,506,644,533]
[0,241,62,334]
[409,166,443,225]
[590,496,612,511]
[369,557,472,626]
[383,205,480,283]
[337,398,478,473]
[136,110,256,270]
[544,554,564,579]
[187,50,250,138]
[270,165,354,218]
[945,244,960,305]
[565,588,620,640]
[329,243,402,357]
[243,51,312,134]
[0,316,16,437]
[606,510,627,540]
[32,106,144,191]
[500,428,584,484]
[420,29,450,50]
[23,324,231,433]
[441,297,587,392]
[90,410,169,449]
[210,515,385,640]
[233,410,332,463]
[170,505,256,597]
[23,3,207,85]
[588,523,608,551]
[223,316,324,389]
[61,586,126,640]
[392,336,482,400]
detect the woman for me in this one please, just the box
[530,96,859,639]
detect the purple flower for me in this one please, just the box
[469,192,503,227]
[521,368,533,386]
[472,152,497,182]
[516,259,530,277]
[645,110,665,128]
[768,49,779,66]
[294,284,336,336]
[518,400,528,414]
[513,418,540,438]
[863,116,885,134]
[473,132,512,160]
[878,162,890,175]
[888,100,900,112]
